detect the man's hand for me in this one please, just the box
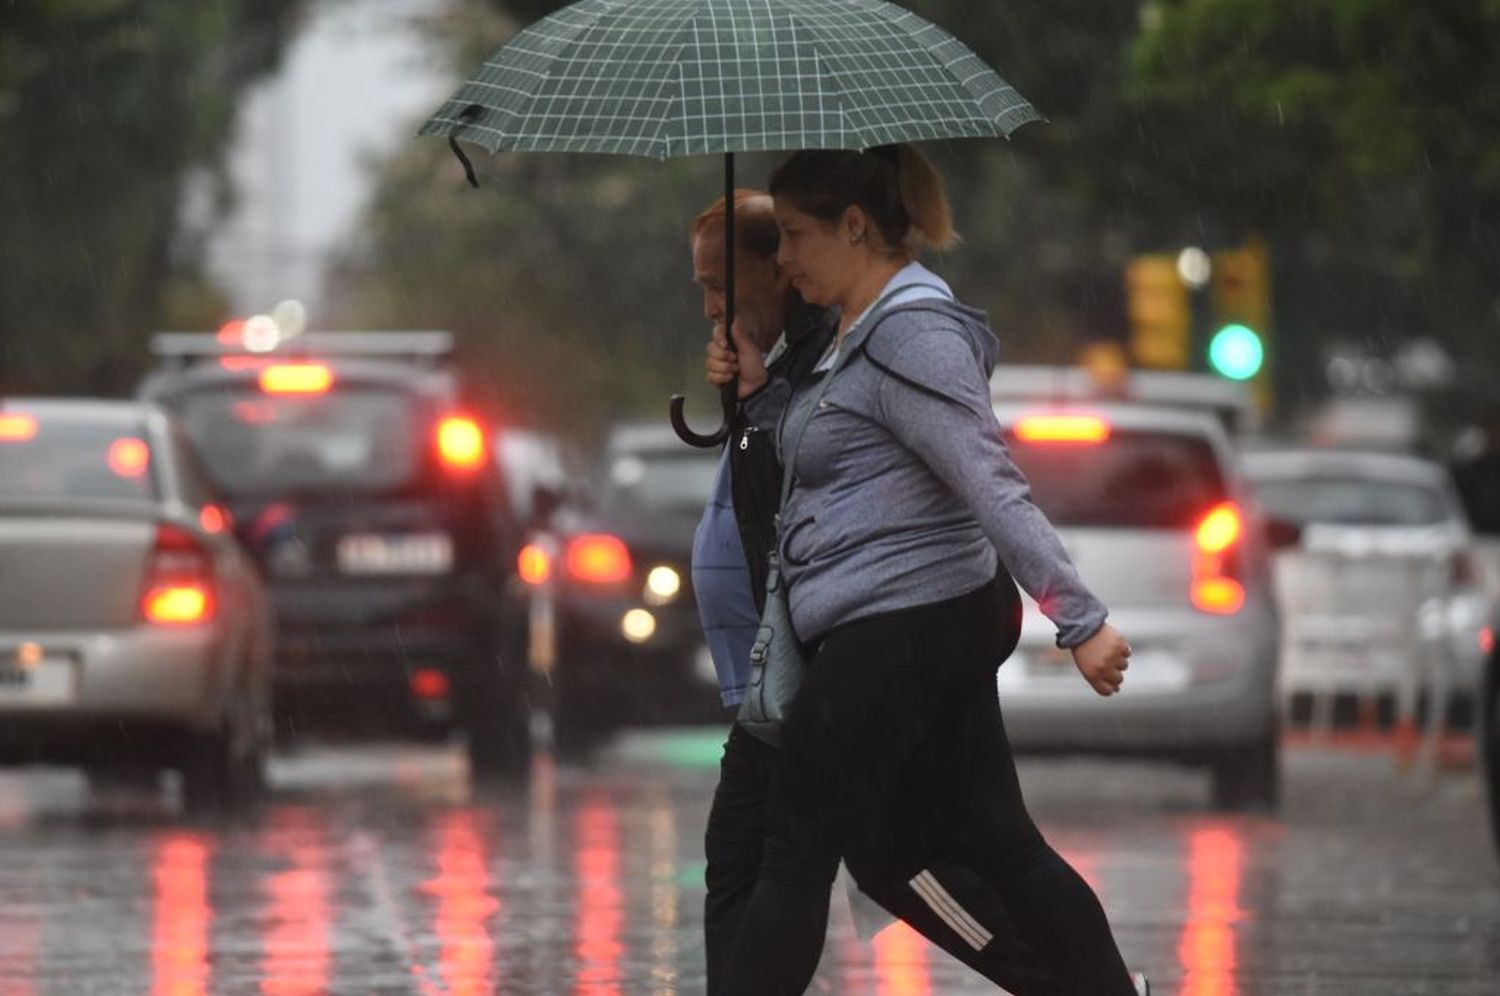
[1071,623,1131,697]
[706,319,769,399]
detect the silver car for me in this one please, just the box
[1242,447,1491,719]
[993,402,1282,810]
[0,399,273,814]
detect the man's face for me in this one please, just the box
[692,223,787,352]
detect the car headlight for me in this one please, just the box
[621,608,657,643]
[644,565,682,606]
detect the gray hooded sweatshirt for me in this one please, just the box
[748,287,1109,649]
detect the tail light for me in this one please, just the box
[1013,413,1112,445]
[0,413,38,441]
[1479,626,1494,657]
[259,363,333,395]
[107,437,151,479]
[198,504,230,535]
[518,543,553,586]
[1192,502,1246,615]
[436,415,487,472]
[141,523,215,626]
[565,533,633,585]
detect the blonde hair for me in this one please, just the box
[768,144,958,255]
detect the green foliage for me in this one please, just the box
[0,0,298,393]
[1132,0,1500,400]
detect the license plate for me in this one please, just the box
[0,655,78,707]
[337,533,453,575]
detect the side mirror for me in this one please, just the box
[1265,517,1303,551]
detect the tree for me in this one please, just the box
[0,0,300,393]
[1130,0,1500,409]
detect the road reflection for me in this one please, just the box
[425,809,497,995]
[259,807,331,996]
[151,834,211,996]
[573,791,624,994]
[1178,824,1245,996]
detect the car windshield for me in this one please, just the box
[172,386,423,496]
[0,414,158,503]
[601,449,719,513]
[1249,475,1449,527]
[1004,428,1228,529]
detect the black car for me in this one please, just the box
[138,331,530,775]
[521,422,724,751]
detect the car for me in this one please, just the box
[991,402,1282,811]
[1241,447,1491,730]
[137,331,530,776]
[0,398,273,814]
[519,421,723,752]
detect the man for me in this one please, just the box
[688,191,1066,995]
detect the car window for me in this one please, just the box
[0,414,158,503]
[171,386,423,496]
[602,450,719,513]
[1249,476,1449,527]
[1003,428,1228,529]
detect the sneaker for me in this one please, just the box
[1132,972,1151,996]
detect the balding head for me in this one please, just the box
[691,189,792,352]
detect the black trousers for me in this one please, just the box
[721,576,1135,996]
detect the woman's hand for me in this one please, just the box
[706,320,769,399]
[1071,624,1131,697]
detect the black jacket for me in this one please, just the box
[728,299,836,612]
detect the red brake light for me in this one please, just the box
[518,543,552,586]
[437,416,487,472]
[0,414,37,441]
[410,668,451,700]
[107,437,151,479]
[1013,414,1111,445]
[143,585,212,625]
[1195,503,1243,555]
[260,363,333,395]
[1481,626,1495,657]
[1192,577,1247,615]
[1192,502,1246,615]
[141,523,215,625]
[198,504,230,535]
[565,534,633,585]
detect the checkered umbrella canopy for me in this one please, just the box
[420,0,1041,159]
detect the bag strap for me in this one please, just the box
[777,282,935,511]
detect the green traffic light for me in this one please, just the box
[1209,324,1264,380]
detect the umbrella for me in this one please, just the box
[421,0,1041,447]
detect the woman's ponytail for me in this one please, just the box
[894,144,959,252]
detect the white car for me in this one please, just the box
[993,402,1281,810]
[0,399,274,814]
[1242,447,1491,719]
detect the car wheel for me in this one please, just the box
[181,672,269,818]
[461,644,534,780]
[1210,735,1281,813]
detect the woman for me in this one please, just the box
[708,145,1145,995]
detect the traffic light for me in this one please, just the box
[1126,254,1190,370]
[1208,324,1264,380]
[1209,241,1270,378]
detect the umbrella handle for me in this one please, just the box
[669,386,733,448]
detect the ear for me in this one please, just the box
[841,205,870,243]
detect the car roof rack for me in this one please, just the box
[149,331,455,370]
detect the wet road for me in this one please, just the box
[0,729,1496,994]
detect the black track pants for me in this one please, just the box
[704,724,1062,995]
[724,576,1135,996]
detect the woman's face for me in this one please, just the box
[772,201,863,309]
